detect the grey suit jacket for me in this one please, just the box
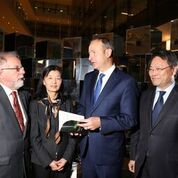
[0,85,30,178]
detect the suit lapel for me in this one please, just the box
[87,70,98,109]
[19,92,28,137]
[151,85,178,129]
[19,92,28,111]
[147,89,156,130]
[90,68,119,113]
[0,86,23,136]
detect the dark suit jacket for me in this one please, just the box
[131,85,178,178]
[78,68,138,166]
[0,85,30,178]
[30,99,77,168]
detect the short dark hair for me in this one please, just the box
[149,48,178,68]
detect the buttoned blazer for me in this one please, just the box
[78,68,139,165]
[133,85,178,178]
[0,85,30,178]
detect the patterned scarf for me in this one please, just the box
[38,97,61,144]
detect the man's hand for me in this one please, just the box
[128,160,135,173]
[77,117,101,130]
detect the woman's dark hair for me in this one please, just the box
[34,65,64,100]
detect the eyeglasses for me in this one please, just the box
[1,66,24,72]
[148,66,171,73]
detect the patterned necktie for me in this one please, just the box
[11,91,25,132]
[152,91,166,127]
[93,73,105,104]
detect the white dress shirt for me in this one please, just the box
[0,83,27,126]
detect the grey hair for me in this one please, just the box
[0,51,19,66]
[91,36,114,51]
[90,36,114,57]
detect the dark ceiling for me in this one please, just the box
[1,0,178,39]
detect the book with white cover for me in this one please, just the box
[58,110,86,132]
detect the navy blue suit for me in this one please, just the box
[78,68,138,178]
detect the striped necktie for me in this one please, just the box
[11,91,25,132]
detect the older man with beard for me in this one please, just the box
[0,51,31,178]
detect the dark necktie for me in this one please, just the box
[152,91,166,127]
[93,73,105,104]
[11,91,25,132]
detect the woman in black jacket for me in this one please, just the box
[30,65,76,178]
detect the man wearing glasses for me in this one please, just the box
[0,51,31,178]
[128,49,178,178]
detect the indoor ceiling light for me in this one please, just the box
[121,12,134,16]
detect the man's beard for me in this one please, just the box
[14,79,24,90]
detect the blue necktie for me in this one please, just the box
[93,73,105,104]
[152,91,166,127]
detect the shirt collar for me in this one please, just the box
[99,64,115,77]
[156,81,175,93]
[0,83,17,96]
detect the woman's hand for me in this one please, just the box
[49,160,60,171]
[56,158,67,171]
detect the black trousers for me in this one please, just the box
[138,158,150,178]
